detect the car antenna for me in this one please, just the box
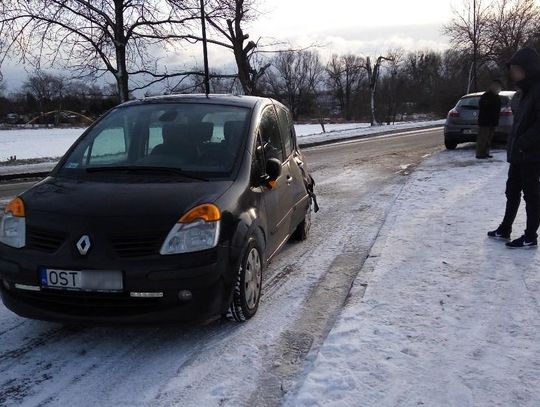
[200,0,210,98]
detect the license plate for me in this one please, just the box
[463,129,473,134]
[40,269,123,292]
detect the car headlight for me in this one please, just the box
[0,197,26,249]
[160,204,221,255]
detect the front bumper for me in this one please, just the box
[0,246,235,324]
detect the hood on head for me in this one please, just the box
[507,47,540,79]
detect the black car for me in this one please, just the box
[0,95,314,324]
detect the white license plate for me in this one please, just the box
[40,269,123,292]
[463,129,473,134]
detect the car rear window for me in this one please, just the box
[457,97,480,109]
[457,94,512,109]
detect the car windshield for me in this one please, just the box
[59,102,250,178]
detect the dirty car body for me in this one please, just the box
[0,95,313,324]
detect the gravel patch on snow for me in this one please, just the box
[287,149,540,407]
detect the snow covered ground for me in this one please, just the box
[0,120,443,164]
[0,128,85,161]
[287,149,540,406]
[295,120,445,145]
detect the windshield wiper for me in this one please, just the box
[85,166,210,181]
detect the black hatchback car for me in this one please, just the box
[0,95,314,324]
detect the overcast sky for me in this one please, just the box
[1,0,453,92]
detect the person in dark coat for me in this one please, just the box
[488,47,540,248]
[476,79,502,159]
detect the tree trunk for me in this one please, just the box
[115,47,130,103]
[114,0,129,103]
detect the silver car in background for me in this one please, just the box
[444,90,516,150]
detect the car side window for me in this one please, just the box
[276,106,295,158]
[259,106,284,161]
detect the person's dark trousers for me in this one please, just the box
[500,163,540,239]
[476,126,495,158]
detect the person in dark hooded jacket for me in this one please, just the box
[488,47,540,248]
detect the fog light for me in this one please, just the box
[130,292,164,298]
[14,283,41,292]
[178,290,193,302]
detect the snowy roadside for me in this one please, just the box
[295,119,445,146]
[286,148,540,407]
[0,120,443,177]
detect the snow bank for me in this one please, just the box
[287,149,540,407]
[295,120,445,145]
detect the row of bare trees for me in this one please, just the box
[444,0,540,92]
[0,0,268,103]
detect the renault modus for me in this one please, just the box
[0,95,315,323]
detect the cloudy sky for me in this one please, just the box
[1,0,453,92]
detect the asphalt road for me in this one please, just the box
[0,127,445,407]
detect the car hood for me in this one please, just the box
[22,176,233,219]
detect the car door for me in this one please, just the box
[275,104,310,232]
[259,105,293,256]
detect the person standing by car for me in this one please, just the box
[476,79,503,159]
[488,47,540,248]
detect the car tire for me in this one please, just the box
[445,141,458,150]
[292,200,312,241]
[227,238,263,322]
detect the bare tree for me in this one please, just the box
[363,55,393,126]
[0,0,203,103]
[264,50,324,120]
[196,0,271,95]
[22,71,67,112]
[326,54,365,121]
[444,0,492,92]
[485,0,540,67]
[382,49,406,124]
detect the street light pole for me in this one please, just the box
[200,0,210,96]
[472,0,478,92]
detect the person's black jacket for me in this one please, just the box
[478,90,501,127]
[507,47,540,164]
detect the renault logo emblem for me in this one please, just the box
[76,235,91,256]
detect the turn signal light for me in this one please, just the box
[179,204,221,223]
[5,197,25,217]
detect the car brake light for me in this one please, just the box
[500,108,513,117]
[448,109,460,118]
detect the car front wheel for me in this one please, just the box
[227,239,263,322]
[445,141,458,150]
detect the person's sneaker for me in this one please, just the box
[487,228,511,240]
[506,235,538,249]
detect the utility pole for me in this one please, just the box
[200,0,210,96]
[472,0,478,92]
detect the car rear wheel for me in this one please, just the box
[445,141,458,150]
[227,239,263,322]
[292,200,312,241]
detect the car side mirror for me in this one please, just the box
[265,158,282,181]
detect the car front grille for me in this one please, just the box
[26,227,67,253]
[109,232,165,258]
